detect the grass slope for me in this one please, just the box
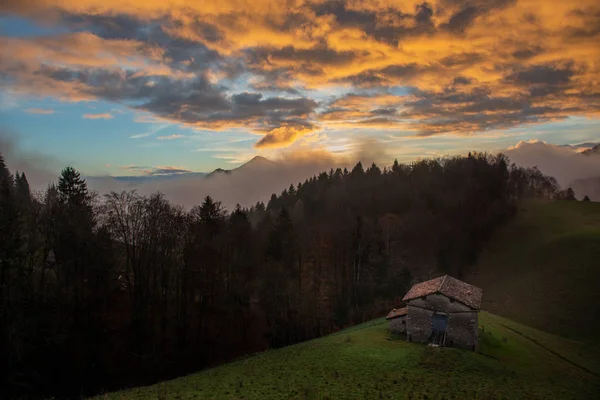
[466,200,600,342]
[96,312,599,400]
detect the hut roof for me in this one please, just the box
[386,307,408,320]
[402,275,483,310]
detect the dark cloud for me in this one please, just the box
[441,0,517,34]
[122,165,150,170]
[452,76,472,85]
[61,12,228,75]
[444,6,480,33]
[336,70,391,87]
[249,45,359,66]
[312,0,379,27]
[398,84,572,134]
[63,13,149,40]
[319,77,589,136]
[311,1,435,46]
[77,15,225,71]
[248,81,302,95]
[415,3,435,25]
[150,167,194,176]
[337,64,424,87]
[139,86,317,131]
[371,108,397,116]
[566,9,600,38]
[29,62,317,133]
[135,77,231,122]
[511,46,544,60]
[439,0,515,9]
[439,52,485,67]
[505,64,575,86]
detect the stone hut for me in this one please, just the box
[402,275,482,350]
[386,307,408,333]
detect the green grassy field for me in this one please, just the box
[466,200,600,342]
[95,312,599,400]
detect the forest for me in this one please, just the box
[0,152,576,398]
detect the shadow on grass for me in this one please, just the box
[386,332,406,341]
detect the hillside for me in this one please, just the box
[95,312,599,399]
[466,200,600,342]
[94,200,600,400]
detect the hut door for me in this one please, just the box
[431,313,448,345]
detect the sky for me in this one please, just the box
[1,0,599,178]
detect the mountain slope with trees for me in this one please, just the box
[0,151,577,398]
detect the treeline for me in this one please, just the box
[0,152,574,398]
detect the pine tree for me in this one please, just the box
[58,166,89,207]
[267,193,278,210]
[392,159,400,174]
[15,172,31,206]
[351,161,364,177]
[198,196,223,223]
[288,183,296,197]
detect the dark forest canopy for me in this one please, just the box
[0,152,576,398]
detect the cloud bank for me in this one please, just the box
[506,140,600,197]
[4,126,599,207]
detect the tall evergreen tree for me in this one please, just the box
[58,166,89,206]
[14,172,31,206]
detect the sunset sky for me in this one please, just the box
[1,0,599,176]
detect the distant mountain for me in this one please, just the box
[233,155,277,172]
[560,142,600,151]
[582,144,600,156]
[206,156,277,178]
[206,168,232,178]
[236,155,276,169]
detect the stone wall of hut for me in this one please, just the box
[447,312,478,350]
[406,305,433,343]
[389,316,406,333]
[406,293,479,350]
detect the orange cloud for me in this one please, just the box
[1,0,599,144]
[157,134,185,140]
[83,113,114,119]
[255,124,317,149]
[25,108,55,114]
